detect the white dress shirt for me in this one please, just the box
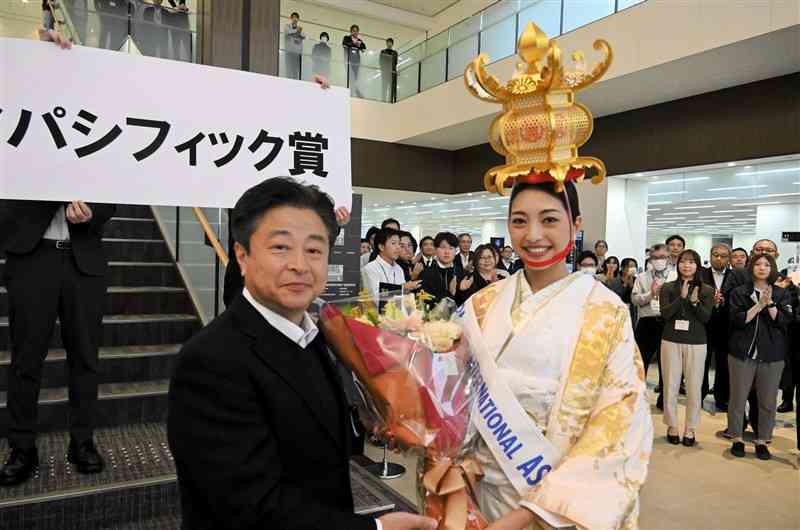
[361,255,405,303]
[242,288,318,348]
[42,205,70,241]
[711,268,726,290]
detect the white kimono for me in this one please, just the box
[461,271,653,530]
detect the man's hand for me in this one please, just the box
[378,513,437,530]
[459,275,474,291]
[334,207,351,227]
[38,28,72,49]
[412,261,424,278]
[312,74,331,89]
[775,277,791,289]
[66,201,93,224]
[651,279,662,297]
[714,289,723,307]
[403,280,421,291]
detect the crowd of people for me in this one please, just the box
[362,223,799,461]
[285,11,399,102]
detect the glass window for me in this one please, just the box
[426,31,449,57]
[397,64,420,101]
[562,0,614,33]
[420,49,447,91]
[518,0,562,39]
[618,0,646,10]
[449,13,482,45]
[480,15,517,63]
[481,0,521,28]
[447,35,479,81]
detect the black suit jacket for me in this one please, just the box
[167,296,375,530]
[453,251,474,278]
[0,200,115,276]
[699,267,732,346]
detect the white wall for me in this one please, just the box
[480,219,510,246]
[756,204,800,270]
[577,178,608,257]
[605,178,648,265]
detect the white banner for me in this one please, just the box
[0,38,352,208]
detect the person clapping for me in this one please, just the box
[455,244,501,306]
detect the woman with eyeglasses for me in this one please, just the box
[727,253,792,460]
[455,244,501,306]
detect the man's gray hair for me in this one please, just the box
[710,242,731,255]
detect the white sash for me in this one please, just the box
[462,272,594,498]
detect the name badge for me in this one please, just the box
[650,299,660,313]
[675,320,690,331]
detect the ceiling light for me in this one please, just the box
[715,209,752,213]
[731,201,782,206]
[648,191,687,197]
[452,199,480,204]
[470,207,494,210]
[489,196,509,201]
[648,201,673,205]
[674,205,716,210]
[762,192,800,198]
[649,177,710,185]
[727,162,737,167]
[736,167,800,176]
[396,205,416,209]
[440,209,461,213]
[661,212,695,216]
[686,197,738,202]
[647,208,662,212]
[426,202,446,207]
[706,185,768,192]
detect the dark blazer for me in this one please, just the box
[0,199,115,276]
[728,284,793,363]
[420,262,458,307]
[342,35,366,63]
[659,279,716,345]
[167,296,376,530]
[455,271,493,307]
[453,251,474,278]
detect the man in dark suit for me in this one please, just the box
[699,243,732,410]
[453,233,474,278]
[168,178,434,530]
[0,199,115,485]
[498,245,520,274]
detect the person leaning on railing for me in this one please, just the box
[726,253,793,460]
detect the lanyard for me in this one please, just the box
[378,262,399,284]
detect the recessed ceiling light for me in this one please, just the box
[636,173,644,177]
[687,197,738,202]
[648,191,686,197]
[727,162,737,167]
[648,201,673,205]
[737,167,800,176]
[744,166,753,169]
[647,208,662,212]
[731,201,782,206]
[452,199,480,204]
[762,192,800,198]
[649,177,710,185]
[706,185,768,192]
[674,205,717,210]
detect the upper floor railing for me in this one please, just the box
[279,0,646,103]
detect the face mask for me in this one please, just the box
[321,37,328,43]
[581,266,596,274]
[651,259,667,272]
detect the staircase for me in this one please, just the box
[0,205,202,529]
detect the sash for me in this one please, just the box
[462,272,595,498]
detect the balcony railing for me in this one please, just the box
[279,0,646,103]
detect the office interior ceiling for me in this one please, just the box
[358,154,800,240]
[368,0,460,17]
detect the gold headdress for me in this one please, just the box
[464,22,612,195]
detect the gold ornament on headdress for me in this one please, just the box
[464,22,613,195]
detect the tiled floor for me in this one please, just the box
[365,386,799,530]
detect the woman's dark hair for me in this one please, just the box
[319,31,330,40]
[747,254,779,285]
[232,177,337,252]
[381,217,400,230]
[350,24,359,31]
[398,230,417,253]
[577,250,598,267]
[509,180,580,222]
[600,256,620,277]
[620,257,638,272]
[386,38,394,45]
[677,249,704,288]
[360,238,369,244]
[666,234,686,247]
[434,231,459,248]
[472,244,496,271]
[365,225,380,242]
[290,11,300,18]
[371,228,400,260]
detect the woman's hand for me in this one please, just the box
[485,508,536,530]
[449,276,457,296]
[38,28,72,49]
[403,280,421,291]
[680,280,690,299]
[690,285,699,304]
[758,287,772,308]
[459,275,474,291]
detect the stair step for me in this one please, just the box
[103,514,181,530]
[114,205,153,219]
[0,315,200,350]
[0,261,181,288]
[103,239,172,263]
[0,345,182,391]
[105,218,162,240]
[0,423,178,530]
[0,381,170,437]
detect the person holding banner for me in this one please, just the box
[0,199,116,485]
[459,178,653,530]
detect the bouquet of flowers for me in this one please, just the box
[319,290,488,530]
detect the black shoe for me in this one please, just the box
[731,441,745,458]
[679,382,686,396]
[0,447,38,486]
[656,395,664,411]
[777,401,793,414]
[67,439,104,474]
[682,435,696,447]
[755,444,771,460]
[715,402,728,412]
[667,433,680,445]
[654,385,662,393]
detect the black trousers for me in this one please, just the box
[780,354,794,404]
[4,244,105,449]
[635,317,664,388]
[708,328,729,405]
